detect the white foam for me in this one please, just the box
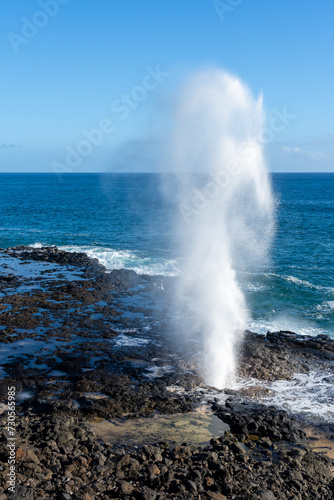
[112,333,150,347]
[285,275,315,288]
[57,245,180,277]
[316,301,334,313]
[145,365,174,379]
[242,282,267,292]
[266,272,334,293]
[247,317,330,338]
[238,372,334,422]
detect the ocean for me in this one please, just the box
[1,172,333,340]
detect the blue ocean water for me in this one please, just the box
[0,172,333,338]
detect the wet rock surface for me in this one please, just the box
[0,247,333,499]
[239,330,334,382]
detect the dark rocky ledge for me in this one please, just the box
[0,247,333,499]
[238,329,334,382]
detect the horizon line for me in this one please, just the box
[0,171,333,175]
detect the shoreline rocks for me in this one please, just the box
[0,246,333,498]
[1,408,333,499]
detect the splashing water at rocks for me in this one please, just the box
[171,68,275,388]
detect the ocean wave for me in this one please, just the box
[56,245,180,277]
[30,242,43,248]
[247,318,329,338]
[262,272,334,293]
[0,227,43,233]
[285,275,315,288]
[241,282,268,292]
[239,372,334,423]
[316,301,334,313]
[262,272,316,288]
[240,270,330,292]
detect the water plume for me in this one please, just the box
[170,68,275,389]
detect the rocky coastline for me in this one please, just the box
[0,247,333,499]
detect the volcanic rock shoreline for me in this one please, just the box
[0,246,333,499]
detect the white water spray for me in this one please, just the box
[170,68,275,389]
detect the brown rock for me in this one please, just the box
[66,463,77,474]
[205,476,215,487]
[82,494,93,500]
[207,493,227,500]
[16,445,25,462]
[44,468,53,480]
[148,464,160,476]
[25,449,40,464]
[119,480,134,495]
[78,456,88,468]
[117,454,131,469]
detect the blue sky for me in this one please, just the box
[1,0,333,172]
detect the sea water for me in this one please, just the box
[1,172,333,339]
[1,172,333,421]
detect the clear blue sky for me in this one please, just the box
[1,0,333,172]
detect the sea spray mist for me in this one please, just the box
[170,68,275,389]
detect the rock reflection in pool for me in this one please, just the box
[89,406,229,448]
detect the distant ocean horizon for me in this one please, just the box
[1,172,333,339]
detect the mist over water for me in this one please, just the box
[170,68,275,389]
